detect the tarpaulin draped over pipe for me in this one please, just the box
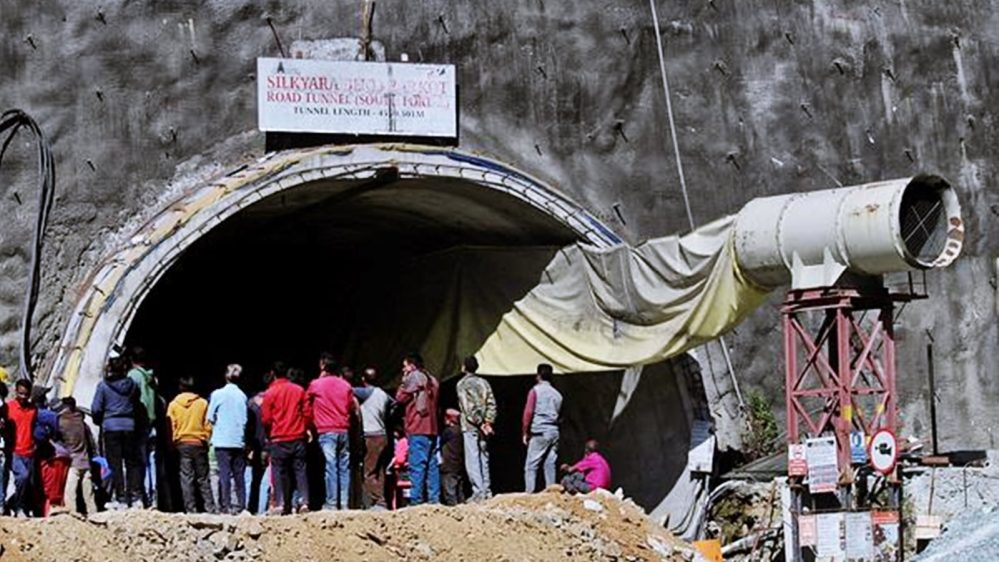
[475,215,770,374]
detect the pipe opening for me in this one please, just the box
[899,175,958,266]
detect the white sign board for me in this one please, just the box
[845,512,874,561]
[257,58,457,137]
[869,430,898,475]
[816,512,846,561]
[806,436,839,493]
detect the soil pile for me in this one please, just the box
[0,489,705,561]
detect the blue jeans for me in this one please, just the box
[215,447,246,513]
[245,458,271,514]
[407,435,440,505]
[140,430,156,507]
[319,432,350,510]
[524,431,559,493]
[9,454,35,516]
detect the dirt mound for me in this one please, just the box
[0,489,705,561]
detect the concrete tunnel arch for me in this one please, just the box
[45,143,624,407]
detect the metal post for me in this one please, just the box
[785,311,798,444]
[836,307,853,477]
[926,341,939,456]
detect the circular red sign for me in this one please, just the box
[868,429,898,475]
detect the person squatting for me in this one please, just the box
[0,349,612,516]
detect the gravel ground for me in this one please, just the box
[0,489,707,561]
[904,455,999,520]
[912,506,999,561]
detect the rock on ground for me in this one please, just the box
[0,490,704,561]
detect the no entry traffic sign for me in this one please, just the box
[869,429,898,475]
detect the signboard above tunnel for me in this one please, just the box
[257,58,457,139]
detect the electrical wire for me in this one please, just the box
[0,109,56,383]
[647,1,745,411]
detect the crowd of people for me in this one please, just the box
[0,349,612,517]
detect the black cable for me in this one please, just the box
[0,109,56,383]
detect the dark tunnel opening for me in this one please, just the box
[123,172,579,500]
[125,172,577,396]
[122,170,697,510]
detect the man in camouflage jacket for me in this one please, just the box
[455,356,497,501]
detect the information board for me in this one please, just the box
[806,436,839,493]
[845,512,874,560]
[816,512,846,561]
[257,58,457,138]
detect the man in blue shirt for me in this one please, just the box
[207,364,248,514]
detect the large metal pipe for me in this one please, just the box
[733,174,964,289]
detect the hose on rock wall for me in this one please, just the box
[0,109,56,383]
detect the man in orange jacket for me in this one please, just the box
[167,376,216,513]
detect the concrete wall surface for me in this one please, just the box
[0,1,996,449]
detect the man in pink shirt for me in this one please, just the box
[560,439,611,494]
[307,353,358,510]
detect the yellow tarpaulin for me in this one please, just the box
[475,215,771,374]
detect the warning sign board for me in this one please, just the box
[869,430,898,475]
[788,444,808,476]
[806,436,839,494]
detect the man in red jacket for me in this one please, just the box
[261,365,312,514]
[307,353,358,511]
[6,379,37,517]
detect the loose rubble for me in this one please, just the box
[912,506,999,561]
[0,490,706,561]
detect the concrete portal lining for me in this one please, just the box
[47,143,621,405]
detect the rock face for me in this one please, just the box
[0,1,996,448]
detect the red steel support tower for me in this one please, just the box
[783,284,906,481]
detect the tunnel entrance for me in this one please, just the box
[52,145,700,515]
[123,169,578,396]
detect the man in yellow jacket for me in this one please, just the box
[167,376,217,513]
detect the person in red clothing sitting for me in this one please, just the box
[386,425,409,510]
[559,439,612,494]
[6,379,37,517]
[261,364,312,515]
